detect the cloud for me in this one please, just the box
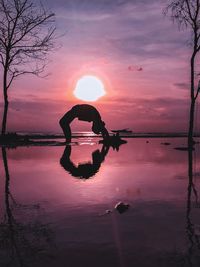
[52,0,187,67]
[173,82,189,90]
[48,0,158,13]
[128,65,143,72]
[96,96,191,132]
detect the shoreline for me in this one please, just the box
[0,132,199,148]
[1,132,199,139]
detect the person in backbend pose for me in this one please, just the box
[60,145,109,179]
[59,104,109,142]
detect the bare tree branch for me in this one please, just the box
[0,53,5,66]
[0,0,56,134]
[185,0,195,22]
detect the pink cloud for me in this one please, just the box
[128,65,143,72]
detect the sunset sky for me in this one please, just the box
[0,0,198,133]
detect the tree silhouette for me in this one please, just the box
[0,147,55,267]
[0,0,56,135]
[165,0,200,146]
[185,135,200,266]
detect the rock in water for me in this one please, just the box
[115,202,130,214]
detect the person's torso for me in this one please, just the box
[72,105,100,122]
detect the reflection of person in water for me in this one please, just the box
[60,145,109,179]
[59,104,109,142]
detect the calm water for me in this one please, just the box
[0,138,200,267]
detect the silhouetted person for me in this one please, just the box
[59,104,109,142]
[60,145,109,179]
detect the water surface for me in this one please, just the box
[0,138,200,267]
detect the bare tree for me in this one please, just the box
[165,0,200,146]
[0,0,56,135]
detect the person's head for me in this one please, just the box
[92,120,105,134]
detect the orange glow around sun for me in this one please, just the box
[73,75,106,101]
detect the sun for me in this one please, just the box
[73,75,106,101]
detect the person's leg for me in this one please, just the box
[60,123,72,143]
[59,110,74,142]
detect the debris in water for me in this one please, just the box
[161,142,171,146]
